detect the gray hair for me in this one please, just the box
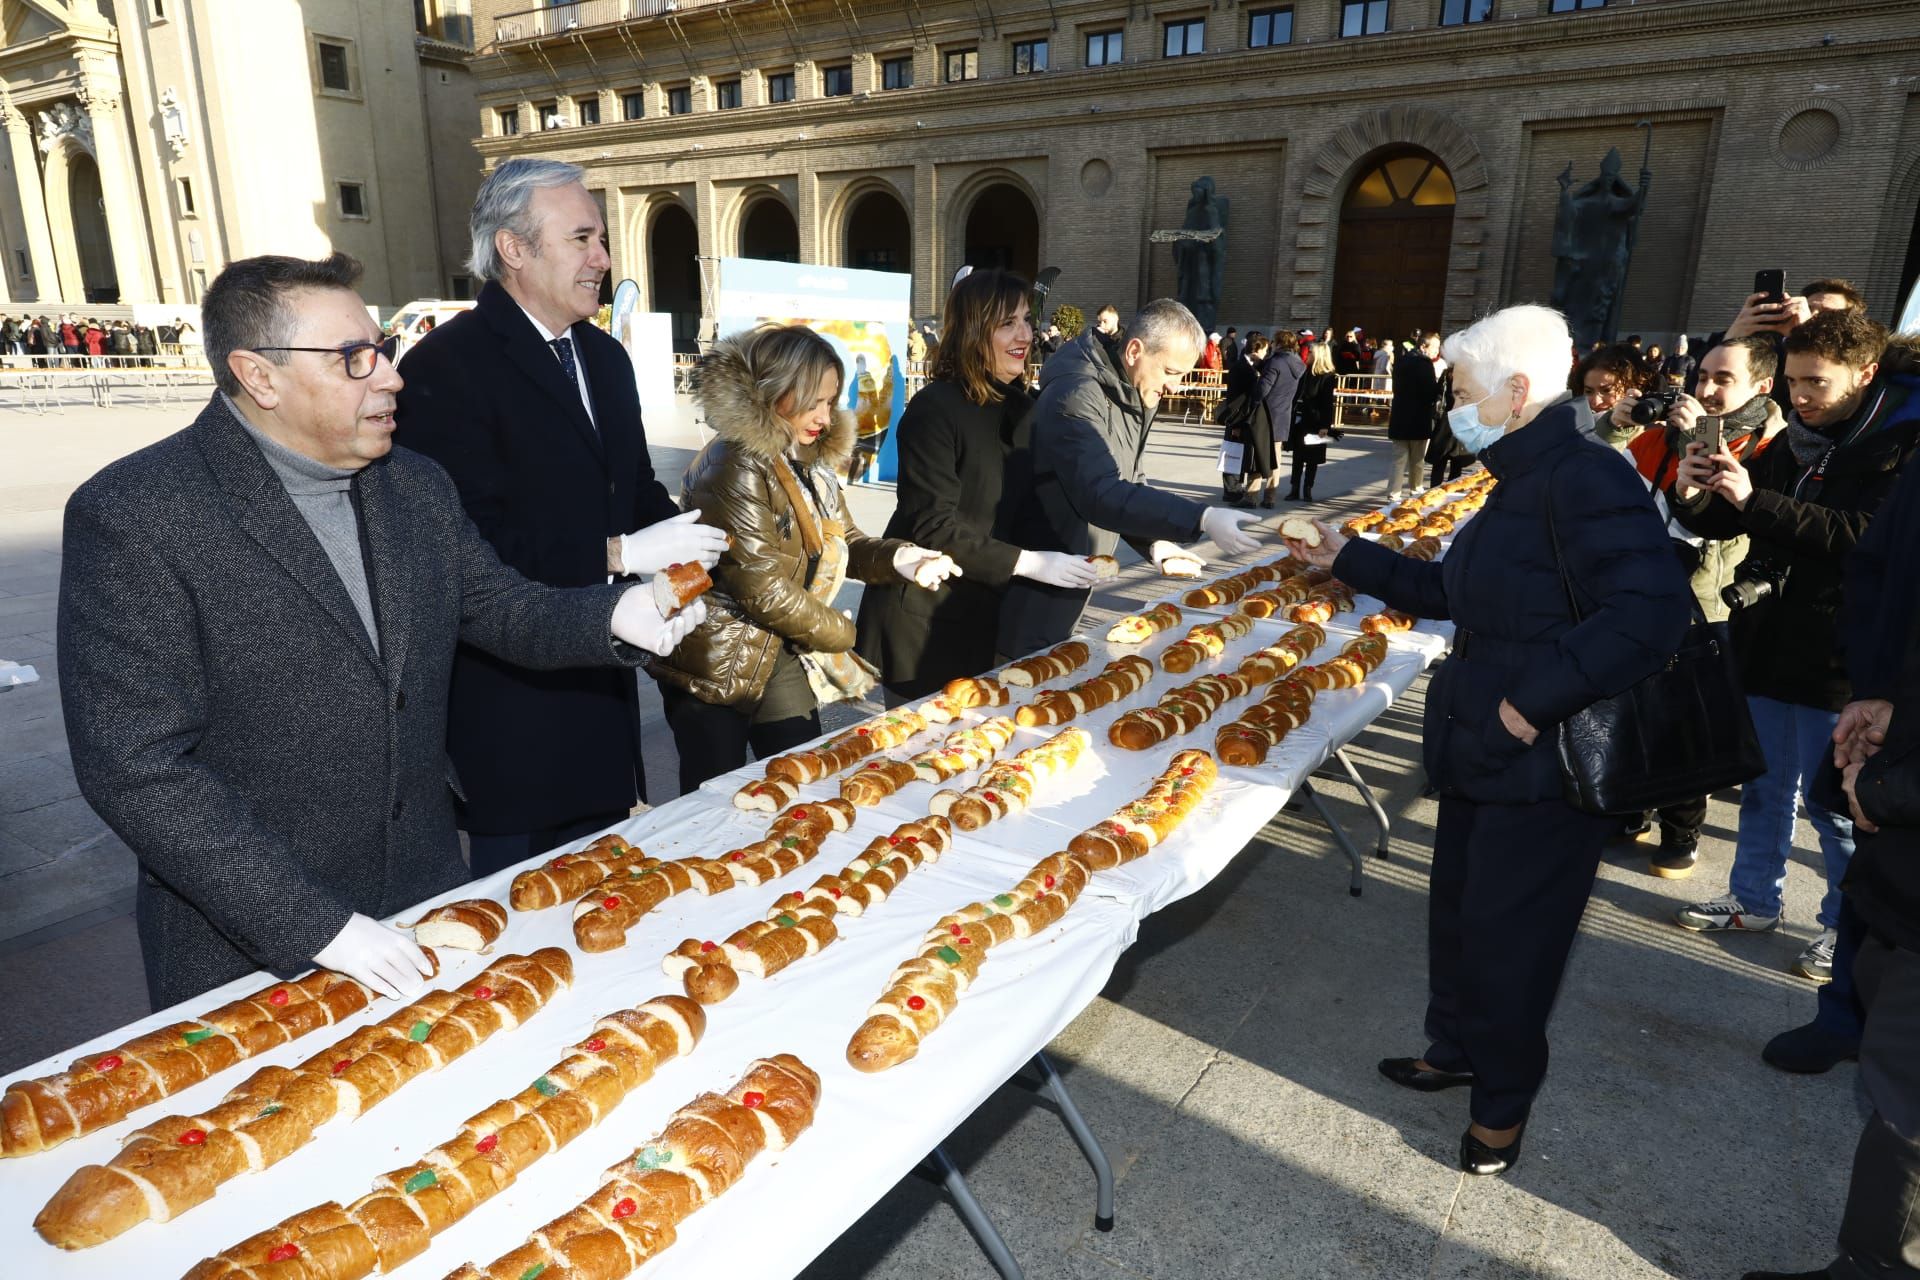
[1440,304,1574,414]
[1127,299,1206,356]
[468,157,586,282]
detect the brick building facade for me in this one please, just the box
[467,0,1920,346]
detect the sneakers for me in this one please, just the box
[1619,812,1656,842]
[1793,928,1838,982]
[1650,835,1698,879]
[1674,895,1781,933]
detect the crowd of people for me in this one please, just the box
[45,146,1920,1276]
[0,313,192,364]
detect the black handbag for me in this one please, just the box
[1543,487,1765,816]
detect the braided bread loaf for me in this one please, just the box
[438,1055,820,1280]
[510,835,644,911]
[2,967,380,1160]
[36,951,572,1250]
[182,996,703,1280]
[839,758,919,807]
[763,708,928,785]
[1015,655,1153,727]
[1065,749,1219,871]
[1214,636,1387,766]
[930,727,1090,830]
[846,850,1092,1073]
[1361,609,1416,634]
[920,675,1011,724]
[731,775,797,812]
[1105,602,1181,645]
[1001,639,1091,687]
[909,716,1017,783]
[1160,611,1256,674]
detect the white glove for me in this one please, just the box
[313,912,434,1001]
[618,509,729,576]
[611,586,708,656]
[1199,506,1263,556]
[894,545,960,590]
[1150,540,1206,577]
[1014,549,1102,589]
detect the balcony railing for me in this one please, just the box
[494,0,731,44]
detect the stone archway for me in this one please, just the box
[1331,148,1455,342]
[645,200,700,350]
[956,177,1041,282]
[1292,106,1489,333]
[841,185,911,275]
[738,194,799,263]
[67,152,117,302]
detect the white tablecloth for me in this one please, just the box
[0,550,1456,1280]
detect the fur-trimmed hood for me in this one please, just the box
[692,330,858,470]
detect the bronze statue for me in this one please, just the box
[1550,144,1651,348]
[1171,177,1229,335]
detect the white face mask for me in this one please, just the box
[1447,390,1511,455]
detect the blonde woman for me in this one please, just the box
[652,325,955,791]
[1285,340,1339,501]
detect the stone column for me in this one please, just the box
[0,91,65,301]
[77,75,157,303]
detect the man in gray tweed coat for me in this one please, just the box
[58,253,704,1009]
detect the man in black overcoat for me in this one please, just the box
[395,159,726,875]
[58,254,702,1007]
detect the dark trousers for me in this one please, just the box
[1288,457,1319,496]
[1815,896,1868,1041]
[1429,456,1469,489]
[1422,795,1614,1129]
[1657,793,1708,842]
[1828,932,1920,1278]
[659,683,821,797]
[466,807,631,880]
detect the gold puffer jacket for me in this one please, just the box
[647,333,908,707]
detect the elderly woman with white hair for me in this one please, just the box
[1285,304,1691,1176]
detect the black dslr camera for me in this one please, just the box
[1722,558,1789,611]
[1631,386,1683,426]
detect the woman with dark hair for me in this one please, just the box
[1569,342,1651,446]
[856,269,1101,699]
[1219,332,1269,504]
[652,324,956,791]
[1286,340,1339,501]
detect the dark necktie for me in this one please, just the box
[549,335,579,390]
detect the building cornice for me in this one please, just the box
[471,19,1920,168]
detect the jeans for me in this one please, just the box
[1388,440,1425,497]
[1728,695,1854,927]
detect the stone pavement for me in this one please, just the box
[0,387,1859,1278]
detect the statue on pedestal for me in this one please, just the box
[1167,177,1229,335]
[1550,139,1652,348]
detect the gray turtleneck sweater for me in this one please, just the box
[229,396,380,651]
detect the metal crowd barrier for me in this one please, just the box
[0,355,213,413]
[1334,373,1393,430]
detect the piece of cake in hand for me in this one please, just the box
[1086,554,1120,580]
[400,899,508,953]
[1279,517,1322,548]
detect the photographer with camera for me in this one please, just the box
[1665,310,1920,984]
[1598,335,1787,876]
[1570,342,1651,448]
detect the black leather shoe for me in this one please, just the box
[1378,1057,1474,1092]
[1762,1020,1860,1074]
[1460,1124,1523,1176]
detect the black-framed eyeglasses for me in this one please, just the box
[249,335,399,379]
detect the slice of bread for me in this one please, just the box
[1279,517,1322,547]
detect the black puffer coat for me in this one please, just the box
[1333,401,1691,806]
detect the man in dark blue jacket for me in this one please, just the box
[1743,376,1920,1275]
[395,159,726,875]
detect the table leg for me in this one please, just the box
[1029,1051,1115,1231]
[1300,779,1366,897]
[1332,747,1392,860]
[922,1145,1027,1280]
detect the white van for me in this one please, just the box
[388,300,476,362]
